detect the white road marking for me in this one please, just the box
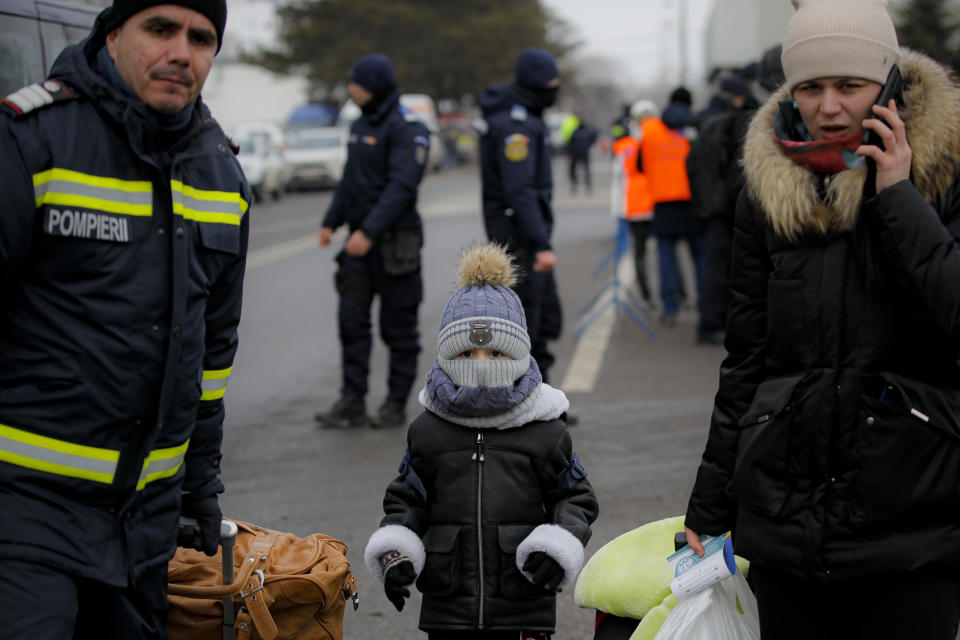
[247,235,318,270]
[562,253,637,393]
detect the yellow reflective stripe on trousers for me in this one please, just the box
[33,168,153,216]
[0,422,119,484]
[200,366,232,401]
[170,180,249,226]
[137,440,190,490]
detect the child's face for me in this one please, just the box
[453,348,512,361]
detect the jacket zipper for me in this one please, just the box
[472,431,485,629]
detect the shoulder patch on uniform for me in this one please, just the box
[2,80,74,118]
[504,133,530,162]
[510,104,528,121]
[413,134,430,165]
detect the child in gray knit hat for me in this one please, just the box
[364,244,599,639]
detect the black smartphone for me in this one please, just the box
[861,65,903,149]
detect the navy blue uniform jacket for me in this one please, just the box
[322,89,430,239]
[0,33,250,585]
[478,84,554,253]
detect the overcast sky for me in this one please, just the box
[543,0,716,88]
[222,0,796,92]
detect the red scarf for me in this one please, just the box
[774,132,863,174]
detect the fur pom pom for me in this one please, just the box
[457,244,517,288]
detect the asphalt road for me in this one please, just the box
[218,158,725,639]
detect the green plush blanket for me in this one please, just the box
[573,516,749,640]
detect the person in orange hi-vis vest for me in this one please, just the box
[637,87,705,326]
[610,100,658,304]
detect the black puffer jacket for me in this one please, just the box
[686,50,960,581]
[367,410,598,633]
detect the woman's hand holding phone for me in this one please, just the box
[857,99,913,193]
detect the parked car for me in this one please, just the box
[285,102,339,132]
[231,122,290,202]
[1,0,99,99]
[285,127,347,191]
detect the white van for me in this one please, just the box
[336,93,445,172]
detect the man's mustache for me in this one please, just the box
[150,66,194,86]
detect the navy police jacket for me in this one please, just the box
[478,84,554,253]
[322,89,430,240]
[0,35,250,585]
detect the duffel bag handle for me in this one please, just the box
[169,526,281,640]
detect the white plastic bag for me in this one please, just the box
[652,570,760,640]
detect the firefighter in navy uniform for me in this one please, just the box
[478,48,563,383]
[0,0,249,637]
[316,53,430,430]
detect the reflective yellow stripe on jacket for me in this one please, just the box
[0,422,187,488]
[137,440,190,490]
[33,168,153,216]
[171,180,249,226]
[200,367,232,401]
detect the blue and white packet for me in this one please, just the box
[667,531,737,600]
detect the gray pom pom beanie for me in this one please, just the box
[436,245,531,388]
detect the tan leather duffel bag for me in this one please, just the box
[167,519,358,640]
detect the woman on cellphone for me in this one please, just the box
[683,1,960,638]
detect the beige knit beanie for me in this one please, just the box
[782,0,901,91]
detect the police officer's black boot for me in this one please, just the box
[370,397,406,429]
[314,395,367,429]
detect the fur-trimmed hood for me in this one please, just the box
[743,50,960,240]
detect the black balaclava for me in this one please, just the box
[511,47,559,113]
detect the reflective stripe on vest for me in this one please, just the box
[200,367,232,401]
[171,180,249,226]
[33,168,153,216]
[0,422,187,488]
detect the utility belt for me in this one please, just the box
[0,421,188,490]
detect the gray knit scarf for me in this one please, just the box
[420,356,546,428]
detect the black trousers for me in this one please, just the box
[335,251,422,399]
[750,564,960,640]
[0,558,168,639]
[511,253,562,383]
[568,153,591,191]
[627,220,651,301]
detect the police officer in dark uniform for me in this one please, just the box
[478,48,563,382]
[0,0,248,636]
[316,53,430,430]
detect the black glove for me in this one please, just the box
[523,551,565,592]
[383,559,416,612]
[178,491,222,556]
